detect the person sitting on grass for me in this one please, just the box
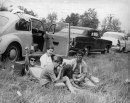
[60,50,100,88]
[29,55,78,94]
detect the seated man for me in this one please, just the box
[61,50,99,87]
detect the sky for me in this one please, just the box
[5,0,130,33]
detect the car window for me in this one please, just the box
[48,23,69,34]
[32,19,43,31]
[16,19,30,31]
[91,32,99,37]
[0,16,9,29]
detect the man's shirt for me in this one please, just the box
[40,53,53,69]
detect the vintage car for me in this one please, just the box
[0,11,47,62]
[0,11,72,62]
[101,32,129,52]
[48,25,112,55]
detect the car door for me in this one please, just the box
[15,19,32,55]
[47,23,70,56]
[91,31,101,50]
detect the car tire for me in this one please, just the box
[2,43,21,62]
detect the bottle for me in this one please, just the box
[30,45,34,54]
[25,47,29,75]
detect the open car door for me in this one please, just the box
[47,23,70,56]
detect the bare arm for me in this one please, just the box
[55,66,63,81]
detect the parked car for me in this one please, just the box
[48,25,112,55]
[101,32,127,52]
[0,11,46,61]
[0,11,72,62]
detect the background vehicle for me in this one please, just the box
[101,32,127,52]
[48,25,112,55]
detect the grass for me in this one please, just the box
[0,53,130,103]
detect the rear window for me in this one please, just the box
[0,16,9,29]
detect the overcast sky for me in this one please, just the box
[7,0,130,32]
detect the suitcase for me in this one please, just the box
[14,61,25,76]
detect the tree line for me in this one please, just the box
[0,4,126,35]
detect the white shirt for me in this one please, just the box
[40,53,53,69]
[62,59,75,66]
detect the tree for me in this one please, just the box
[79,8,99,29]
[65,13,79,26]
[47,12,57,24]
[101,15,121,33]
[18,6,37,17]
[0,0,8,11]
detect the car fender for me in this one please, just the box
[0,34,22,54]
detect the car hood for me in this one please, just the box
[101,37,118,45]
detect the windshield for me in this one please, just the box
[0,16,9,29]
[60,28,84,34]
[103,33,123,39]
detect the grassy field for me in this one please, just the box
[0,52,130,103]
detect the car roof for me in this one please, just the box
[104,32,126,37]
[0,11,39,21]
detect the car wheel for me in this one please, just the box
[3,43,21,62]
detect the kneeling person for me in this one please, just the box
[72,51,99,87]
